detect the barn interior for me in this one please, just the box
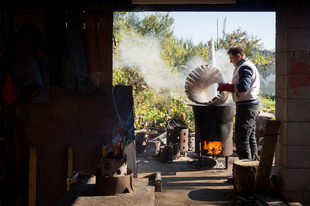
[0,0,310,205]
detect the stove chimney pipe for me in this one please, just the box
[208,40,217,99]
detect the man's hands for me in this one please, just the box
[217,83,235,93]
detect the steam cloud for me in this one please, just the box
[114,31,234,102]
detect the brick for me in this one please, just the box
[275,98,287,121]
[276,29,288,53]
[287,28,310,51]
[286,146,310,169]
[275,142,310,169]
[287,98,310,121]
[285,168,310,191]
[287,79,310,98]
[276,1,288,32]
[277,122,286,145]
[278,186,310,205]
[276,52,289,76]
[275,142,286,168]
[275,165,310,205]
[276,75,287,98]
[287,51,310,75]
[278,122,310,145]
[287,4,310,28]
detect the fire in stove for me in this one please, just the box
[96,124,134,195]
[203,141,222,156]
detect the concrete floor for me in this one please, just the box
[137,152,256,206]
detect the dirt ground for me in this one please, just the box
[137,151,257,206]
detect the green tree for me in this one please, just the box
[219,27,263,56]
[137,12,174,41]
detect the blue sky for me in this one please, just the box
[135,12,275,51]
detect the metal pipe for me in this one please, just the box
[66,172,80,191]
[207,40,217,100]
[198,142,202,168]
[225,156,229,169]
[155,173,162,192]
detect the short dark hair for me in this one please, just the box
[227,46,245,57]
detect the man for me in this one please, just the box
[217,46,260,160]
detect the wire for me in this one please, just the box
[155,195,159,206]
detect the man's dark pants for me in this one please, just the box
[235,103,260,160]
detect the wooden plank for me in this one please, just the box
[68,145,73,177]
[255,120,281,193]
[288,203,302,206]
[29,146,37,206]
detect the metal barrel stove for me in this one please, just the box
[191,104,234,157]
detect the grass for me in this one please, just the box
[259,94,276,114]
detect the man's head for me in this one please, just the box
[227,46,245,66]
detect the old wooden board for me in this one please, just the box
[68,145,73,177]
[255,120,281,193]
[29,146,37,206]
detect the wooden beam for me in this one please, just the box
[29,146,37,206]
[68,145,73,177]
[255,120,281,193]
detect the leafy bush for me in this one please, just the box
[251,52,275,65]
[113,68,195,131]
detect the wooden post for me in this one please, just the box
[68,145,73,177]
[29,146,37,206]
[255,120,281,193]
[102,145,107,158]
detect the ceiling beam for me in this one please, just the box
[132,0,236,4]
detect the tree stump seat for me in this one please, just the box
[233,159,259,196]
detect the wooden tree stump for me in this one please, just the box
[233,159,259,196]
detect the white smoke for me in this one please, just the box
[115,31,181,92]
[215,49,234,83]
[214,49,235,103]
[115,31,235,103]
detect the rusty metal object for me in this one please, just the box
[67,172,80,191]
[185,65,228,106]
[188,133,195,151]
[167,128,179,144]
[179,128,189,153]
[171,142,180,159]
[160,145,173,162]
[100,157,127,177]
[96,168,134,195]
[167,126,188,144]
[145,140,161,157]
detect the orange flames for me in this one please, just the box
[203,141,222,156]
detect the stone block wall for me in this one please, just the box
[257,63,276,95]
[275,0,310,204]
